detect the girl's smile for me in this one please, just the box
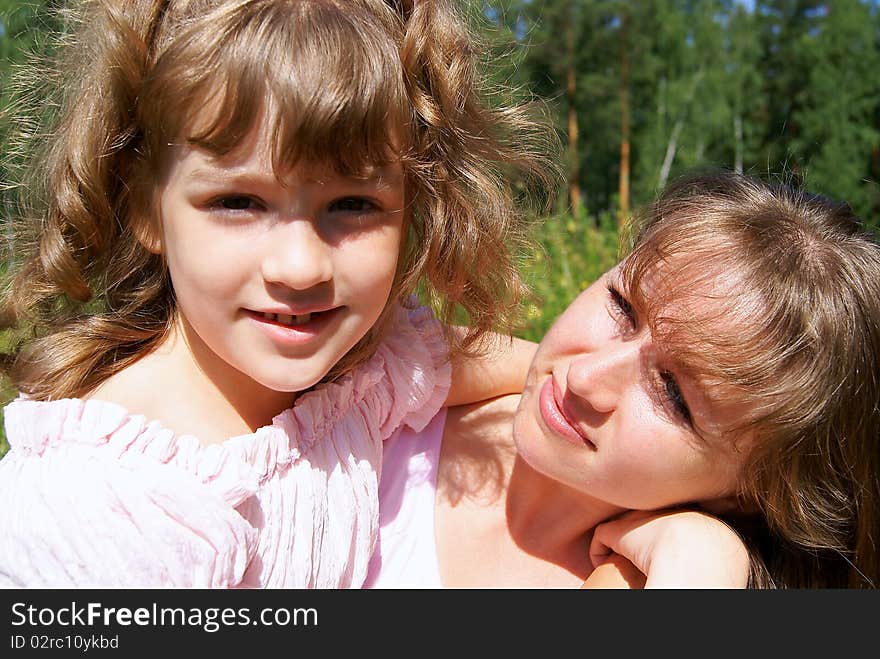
[243,306,344,347]
[152,122,406,400]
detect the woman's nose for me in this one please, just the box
[565,340,640,414]
[261,219,333,290]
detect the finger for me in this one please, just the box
[582,554,646,589]
[589,518,628,568]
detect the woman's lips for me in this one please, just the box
[538,377,596,449]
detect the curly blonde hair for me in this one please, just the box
[1,0,560,399]
[621,170,880,588]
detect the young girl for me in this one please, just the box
[367,171,880,589]
[0,0,556,587]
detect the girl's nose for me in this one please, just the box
[261,220,333,290]
[565,340,640,414]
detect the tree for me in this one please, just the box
[793,0,880,221]
[753,0,825,180]
[725,4,763,175]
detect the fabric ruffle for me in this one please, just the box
[0,303,450,588]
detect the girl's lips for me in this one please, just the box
[538,377,596,450]
[244,307,342,345]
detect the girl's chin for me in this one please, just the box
[243,367,327,397]
[257,377,323,395]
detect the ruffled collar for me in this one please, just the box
[3,344,388,485]
[3,300,449,503]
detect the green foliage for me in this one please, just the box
[794,1,880,220]
[0,1,64,151]
[478,0,880,227]
[517,209,621,342]
[0,1,68,460]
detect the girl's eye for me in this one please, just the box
[659,370,693,428]
[607,283,637,330]
[328,197,377,213]
[213,196,261,211]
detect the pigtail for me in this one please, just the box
[392,0,560,355]
[2,1,175,398]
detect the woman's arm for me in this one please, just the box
[586,510,751,589]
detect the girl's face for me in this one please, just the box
[155,123,406,396]
[513,265,749,511]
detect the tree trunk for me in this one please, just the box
[618,10,631,225]
[734,114,743,174]
[658,119,684,191]
[565,0,582,214]
[658,69,704,190]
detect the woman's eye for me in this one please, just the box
[329,197,377,213]
[660,370,693,427]
[607,284,637,330]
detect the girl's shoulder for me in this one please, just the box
[356,302,452,433]
[288,301,452,443]
[2,395,174,457]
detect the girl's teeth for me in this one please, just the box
[260,312,313,325]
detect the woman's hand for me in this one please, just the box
[581,552,647,589]
[587,509,750,589]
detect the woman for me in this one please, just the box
[367,171,880,589]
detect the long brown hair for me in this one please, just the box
[1,0,560,399]
[621,170,880,588]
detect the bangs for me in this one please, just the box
[619,213,823,438]
[142,0,412,175]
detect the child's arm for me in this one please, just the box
[584,509,751,589]
[445,329,538,407]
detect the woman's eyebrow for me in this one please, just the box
[673,361,729,442]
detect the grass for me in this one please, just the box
[518,210,622,342]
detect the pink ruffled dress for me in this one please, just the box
[0,304,450,588]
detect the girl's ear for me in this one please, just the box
[130,189,164,254]
[132,212,163,254]
[127,170,164,254]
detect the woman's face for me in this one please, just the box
[513,264,749,511]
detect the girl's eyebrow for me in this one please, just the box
[185,167,277,186]
[184,164,403,187]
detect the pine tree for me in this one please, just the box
[793,0,880,223]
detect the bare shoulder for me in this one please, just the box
[438,394,520,506]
